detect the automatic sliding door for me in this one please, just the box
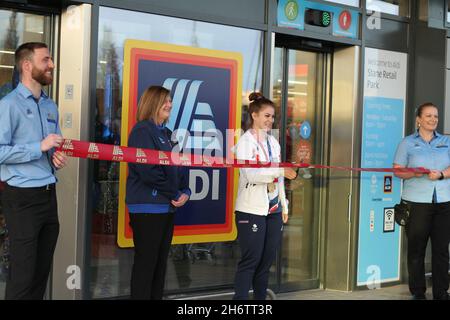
[272,47,327,290]
[0,8,54,300]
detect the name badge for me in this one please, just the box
[26,109,34,118]
[47,113,57,124]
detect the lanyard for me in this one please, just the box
[266,138,273,161]
[256,138,272,162]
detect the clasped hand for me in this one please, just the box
[171,193,189,207]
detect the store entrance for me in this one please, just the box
[271,36,331,291]
[0,6,56,300]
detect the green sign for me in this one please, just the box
[322,11,331,26]
[285,0,299,21]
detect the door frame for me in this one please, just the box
[0,5,60,300]
[272,34,333,293]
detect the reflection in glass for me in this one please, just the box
[272,48,284,132]
[284,50,322,283]
[272,48,323,287]
[324,0,359,7]
[92,6,263,299]
[418,0,428,22]
[448,0,450,23]
[366,0,410,17]
[0,10,50,99]
[0,9,52,301]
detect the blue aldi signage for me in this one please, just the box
[277,0,359,39]
[118,40,242,247]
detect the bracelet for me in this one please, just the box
[439,171,445,180]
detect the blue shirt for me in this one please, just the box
[394,131,450,203]
[0,82,60,187]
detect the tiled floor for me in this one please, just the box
[0,281,437,300]
[176,283,436,300]
[276,284,417,300]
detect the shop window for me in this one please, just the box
[0,8,53,301]
[92,6,263,299]
[418,0,428,22]
[323,0,359,7]
[366,0,410,17]
[447,0,450,23]
[0,10,52,99]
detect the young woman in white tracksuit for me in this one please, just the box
[233,92,297,300]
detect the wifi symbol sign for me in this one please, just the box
[384,208,395,232]
[386,209,394,220]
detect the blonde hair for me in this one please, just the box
[136,86,171,123]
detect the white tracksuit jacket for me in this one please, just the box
[233,130,288,216]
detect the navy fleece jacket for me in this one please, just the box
[125,120,190,213]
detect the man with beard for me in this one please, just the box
[0,42,67,299]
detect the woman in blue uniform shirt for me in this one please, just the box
[393,102,450,300]
[125,86,190,300]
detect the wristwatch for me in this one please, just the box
[439,172,445,180]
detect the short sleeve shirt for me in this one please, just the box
[393,131,450,203]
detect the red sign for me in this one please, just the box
[339,10,352,31]
[296,140,312,164]
[288,64,308,77]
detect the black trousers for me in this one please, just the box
[2,184,59,300]
[405,201,450,299]
[233,211,283,300]
[129,212,174,300]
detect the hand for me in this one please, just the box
[171,193,189,207]
[52,151,68,169]
[283,167,297,180]
[394,164,424,179]
[282,213,289,224]
[41,134,63,152]
[428,170,441,181]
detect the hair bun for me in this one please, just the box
[248,92,264,102]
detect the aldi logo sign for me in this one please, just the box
[164,78,222,151]
[118,40,242,247]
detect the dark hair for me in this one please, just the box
[416,102,437,117]
[246,92,275,130]
[15,42,48,74]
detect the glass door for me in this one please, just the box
[0,9,53,99]
[0,7,54,300]
[272,45,328,291]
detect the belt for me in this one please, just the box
[6,183,56,191]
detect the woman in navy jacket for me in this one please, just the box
[126,85,190,300]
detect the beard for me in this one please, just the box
[31,66,53,86]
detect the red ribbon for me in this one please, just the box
[57,139,430,174]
